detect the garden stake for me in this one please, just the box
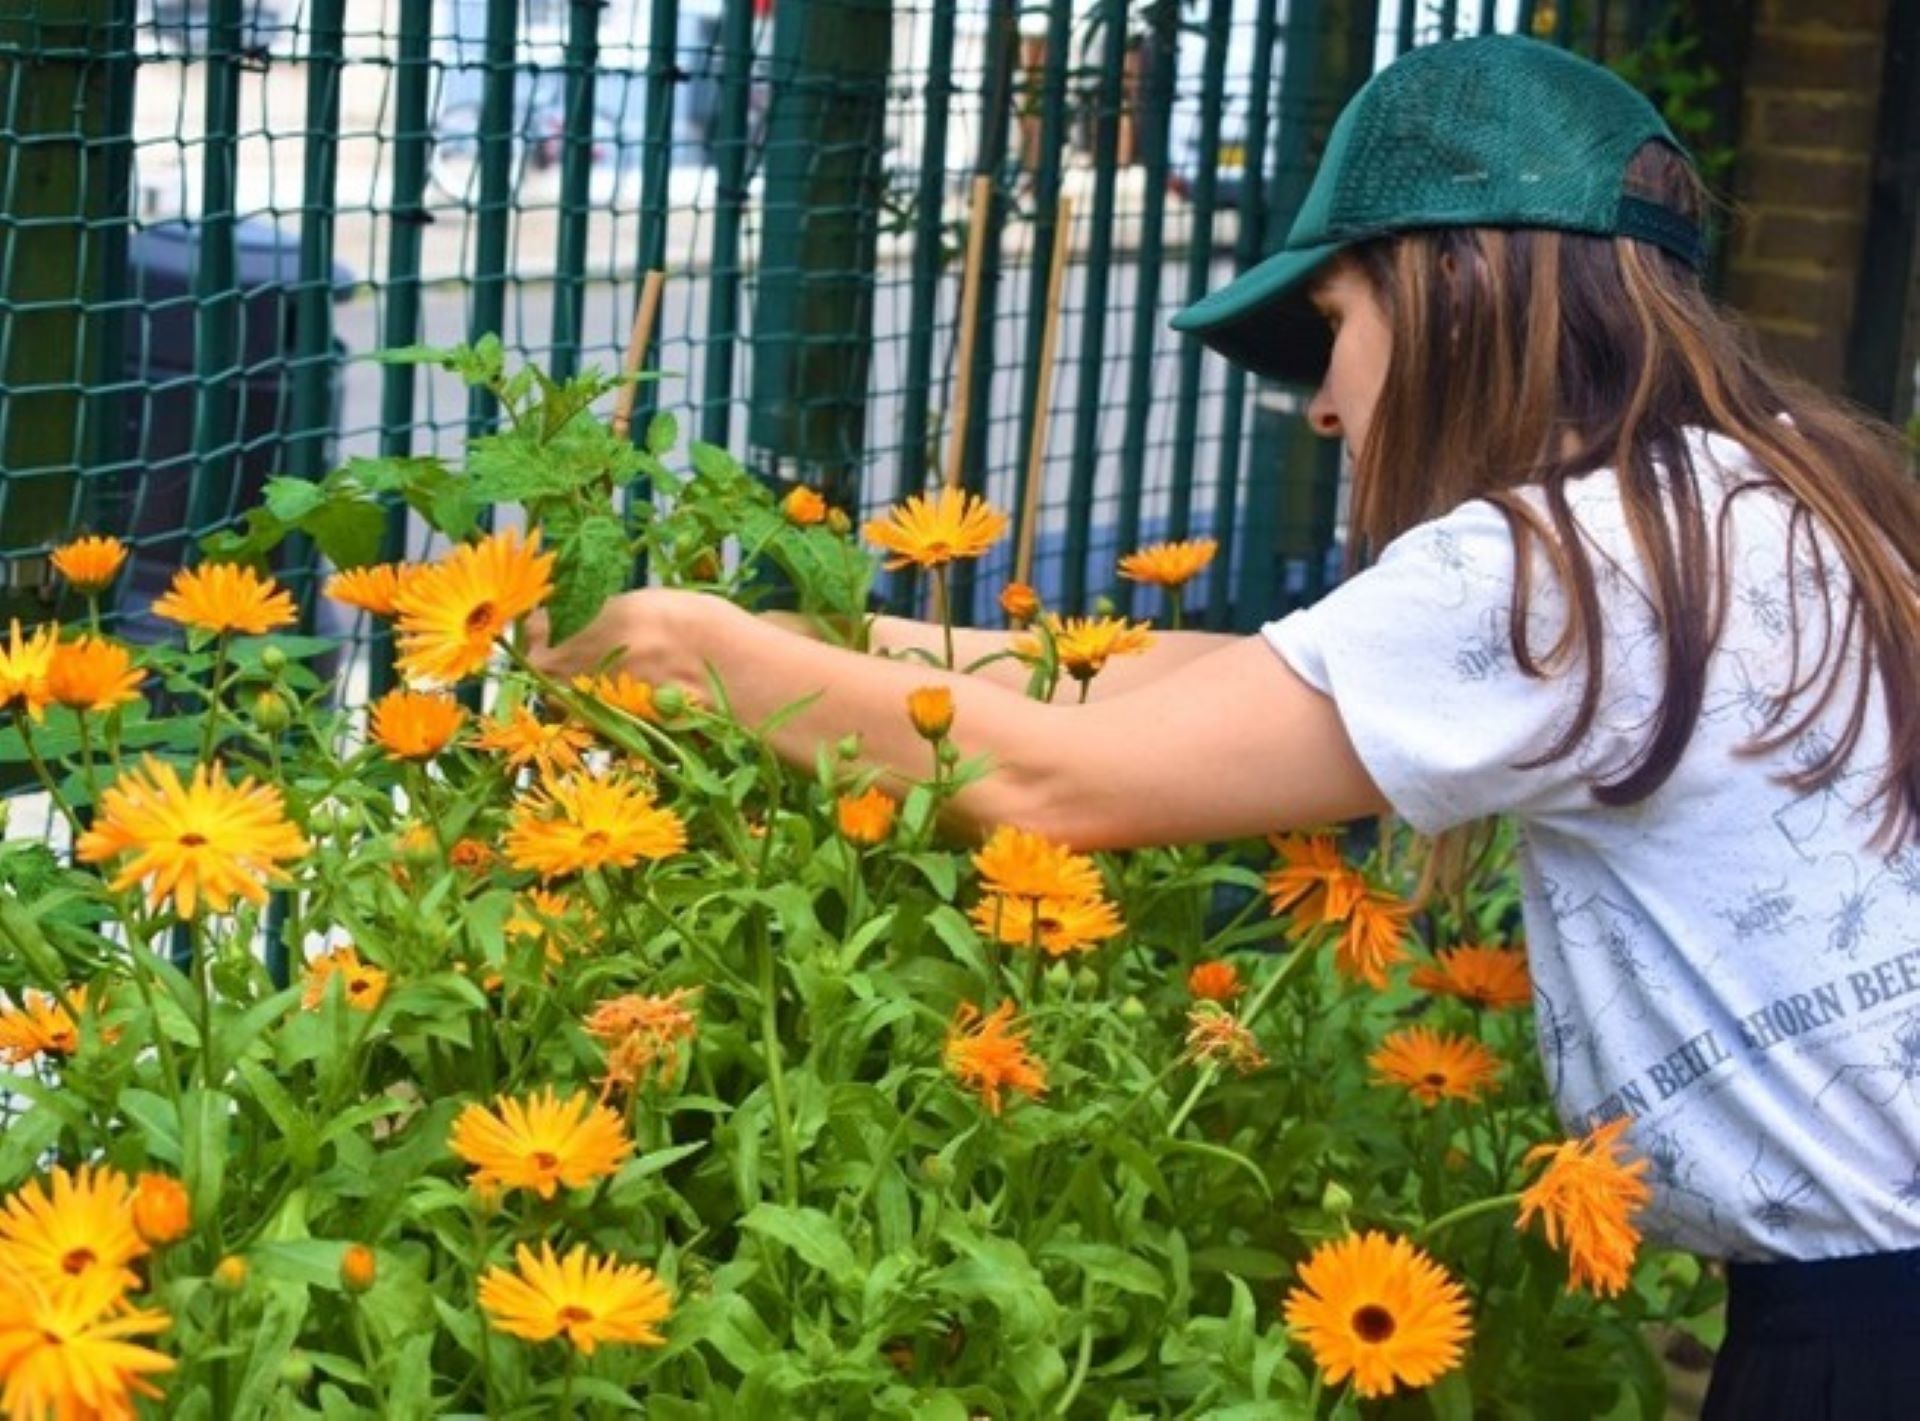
[610,268,667,444]
[942,174,994,492]
[1015,194,1075,589]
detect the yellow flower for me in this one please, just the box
[503,771,687,880]
[325,563,416,617]
[1014,615,1154,682]
[1369,1026,1503,1107]
[479,1242,671,1354]
[1282,1231,1471,1400]
[151,562,297,636]
[0,620,58,722]
[505,887,588,963]
[1516,1118,1652,1298]
[835,787,896,847]
[130,1174,191,1248]
[1186,960,1243,1003]
[301,946,390,1013]
[1409,945,1533,1010]
[369,689,466,760]
[391,526,554,684]
[944,1001,1047,1115]
[781,486,828,526]
[1184,1003,1267,1074]
[0,1267,174,1421]
[999,580,1040,624]
[573,670,659,723]
[969,891,1123,956]
[449,1088,633,1200]
[1117,537,1218,589]
[0,986,106,1065]
[1264,832,1367,926]
[585,989,699,1092]
[972,825,1103,902]
[906,686,954,741]
[862,487,1009,571]
[45,636,144,714]
[474,705,593,776]
[49,535,129,594]
[75,758,308,919]
[0,1165,147,1294]
[1337,892,1414,989]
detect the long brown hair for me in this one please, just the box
[1351,142,1920,847]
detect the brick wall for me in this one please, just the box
[1722,0,1891,391]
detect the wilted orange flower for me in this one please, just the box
[45,635,144,713]
[906,686,954,741]
[0,1267,175,1419]
[970,891,1123,956]
[301,946,390,1012]
[479,1242,672,1353]
[475,704,592,776]
[863,487,1009,571]
[1117,537,1218,589]
[999,581,1040,624]
[1187,960,1242,1002]
[369,688,466,760]
[1265,832,1368,926]
[0,1165,147,1294]
[1370,1026,1503,1106]
[130,1174,191,1247]
[503,771,687,880]
[1410,945,1532,1009]
[573,670,659,723]
[972,825,1103,902]
[151,562,297,636]
[1184,1003,1267,1074]
[781,486,828,526]
[50,535,129,593]
[1014,615,1154,682]
[1283,1231,1471,1400]
[836,787,896,847]
[449,1088,632,1200]
[945,1001,1047,1115]
[392,526,554,684]
[1338,892,1414,989]
[449,838,494,875]
[0,986,110,1065]
[325,562,416,617]
[0,619,58,722]
[585,989,699,1092]
[75,758,308,918]
[1516,1118,1652,1298]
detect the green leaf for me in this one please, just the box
[230,1281,310,1417]
[264,476,327,524]
[646,410,679,456]
[116,1088,183,1164]
[181,1088,233,1228]
[740,1203,862,1286]
[546,511,633,643]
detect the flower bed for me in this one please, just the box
[0,346,1719,1418]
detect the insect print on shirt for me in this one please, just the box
[1741,1138,1819,1236]
[1452,606,1514,684]
[1816,1009,1920,1111]
[1700,650,1781,738]
[1881,1161,1920,1228]
[1532,980,1582,1097]
[1640,1127,1725,1242]
[1558,890,1663,1023]
[1770,729,1886,863]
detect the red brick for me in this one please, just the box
[1745,29,1886,90]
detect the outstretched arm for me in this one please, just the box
[533,588,1388,848]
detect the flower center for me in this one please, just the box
[531,1151,560,1172]
[1422,1072,1448,1089]
[581,830,610,851]
[1351,1304,1396,1343]
[62,1247,96,1275]
[558,1305,594,1325]
[178,832,209,848]
[465,602,498,636]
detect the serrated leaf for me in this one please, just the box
[546,511,633,643]
[741,1203,862,1286]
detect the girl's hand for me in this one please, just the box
[523,586,716,685]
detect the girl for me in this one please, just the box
[536,35,1920,1417]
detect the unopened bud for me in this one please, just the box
[836,734,862,761]
[652,685,687,717]
[340,1243,377,1293]
[278,1352,314,1389]
[1118,994,1147,1021]
[250,690,291,732]
[936,741,961,769]
[1045,961,1073,992]
[213,1254,250,1293]
[826,508,852,537]
[260,644,289,673]
[1320,1180,1354,1219]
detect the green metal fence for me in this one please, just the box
[2,0,1709,676]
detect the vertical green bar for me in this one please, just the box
[88,0,135,504]
[1517,0,1539,36]
[465,0,518,438]
[1396,0,1415,57]
[289,0,345,482]
[1439,0,1459,40]
[698,0,758,450]
[184,0,243,549]
[549,0,602,380]
[629,0,680,443]
[1059,0,1130,613]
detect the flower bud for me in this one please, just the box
[278,1352,315,1389]
[131,1172,191,1246]
[836,733,862,761]
[1044,961,1073,993]
[687,549,724,582]
[213,1254,250,1293]
[919,1154,953,1185]
[340,1243,377,1294]
[999,581,1039,625]
[781,486,828,527]
[260,644,289,674]
[1118,994,1147,1021]
[1073,966,1100,995]
[1092,595,1117,617]
[936,740,961,769]
[826,508,852,537]
[652,685,687,717]
[906,686,954,742]
[1320,1180,1354,1219]
[250,690,291,732]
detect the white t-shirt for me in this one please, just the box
[1263,427,1920,1261]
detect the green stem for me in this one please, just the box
[15,717,83,839]
[1165,940,1316,1138]
[1054,1277,1097,1416]
[558,1347,577,1418]
[1169,587,1185,632]
[849,1076,938,1216]
[199,633,232,763]
[755,910,800,1205]
[350,1304,391,1415]
[931,568,955,670]
[193,918,219,1088]
[1417,1191,1523,1242]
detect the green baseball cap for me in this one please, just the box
[1170,34,1703,387]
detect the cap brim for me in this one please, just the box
[1168,240,1345,388]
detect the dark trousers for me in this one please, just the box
[1702,1248,1920,1419]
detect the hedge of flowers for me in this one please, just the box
[0,345,1719,1418]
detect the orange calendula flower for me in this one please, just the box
[573,670,659,723]
[74,758,308,919]
[781,486,828,526]
[369,688,466,760]
[0,1267,175,1420]
[0,1165,148,1294]
[1337,892,1414,989]
[504,771,687,880]
[1187,960,1243,1003]
[474,705,593,776]
[325,562,416,617]
[1282,1231,1472,1400]
[505,887,589,963]
[999,580,1040,624]
[863,487,1009,571]
[391,526,554,685]
[1117,537,1218,589]
[449,1088,633,1200]
[50,535,129,593]
[45,635,144,714]
[340,1244,378,1294]
[151,562,297,636]
[1369,1026,1503,1107]
[944,1001,1047,1115]
[1516,1118,1652,1298]
[0,987,95,1065]
[906,685,954,741]
[450,838,495,874]
[1409,945,1533,1009]
[969,891,1123,956]
[301,946,390,1013]
[835,787,896,847]
[0,620,58,722]
[1184,1003,1267,1075]
[972,825,1103,902]
[1264,832,1368,926]
[479,1242,672,1354]
[130,1174,191,1248]
[1014,615,1154,683]
[585,989,699,1092]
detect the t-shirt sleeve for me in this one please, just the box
[1263,498,1587,834]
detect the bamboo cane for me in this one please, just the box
[610,268,667,443]
[1014,196,1074,588]
[943,174,995,490]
